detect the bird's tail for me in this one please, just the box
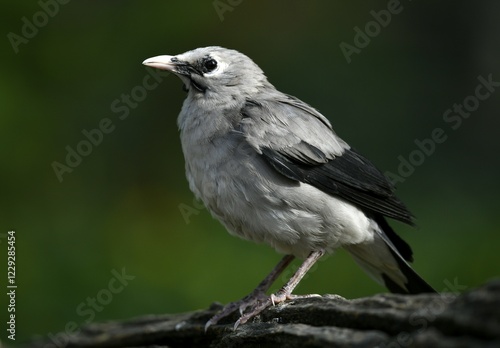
[344,221,435,294]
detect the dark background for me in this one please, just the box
[1,1,499,344]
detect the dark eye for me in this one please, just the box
[203,58,218,73]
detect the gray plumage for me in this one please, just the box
[143,46,434,320]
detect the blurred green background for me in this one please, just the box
[1,1,499,344]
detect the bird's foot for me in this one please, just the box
[205,252,324,331]
[205,289,310,331]
[205,289,269,331]
[206,290,323,330]
[234,291,321,329]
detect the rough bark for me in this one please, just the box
[27,280,500,348]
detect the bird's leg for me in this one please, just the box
[234,249,325,329]
[205,254,294,331]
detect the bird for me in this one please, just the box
[142,46,436,330]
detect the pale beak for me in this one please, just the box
[142,55,177,71]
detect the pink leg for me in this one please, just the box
[234,250,325,329]
[205,254,294,331]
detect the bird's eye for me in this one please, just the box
[203,58,218,73]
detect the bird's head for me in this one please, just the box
[143,46,270,101]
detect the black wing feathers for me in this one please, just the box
[241,97,415,225]
[260,145,415,225]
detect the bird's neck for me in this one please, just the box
[178,94,244,139]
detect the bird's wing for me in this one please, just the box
[238,94,414,225]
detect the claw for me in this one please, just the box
[204,319,214,332]
[205,290,269,331]
[233,317,242,330]
[204,253,325,331]
[206,291,321,331]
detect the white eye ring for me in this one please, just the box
[204,55,227,76]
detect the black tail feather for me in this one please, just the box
[383,245,436,294]
[374,215,414,262]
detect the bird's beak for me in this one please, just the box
[142,55,178,72]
